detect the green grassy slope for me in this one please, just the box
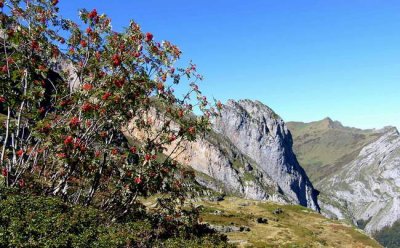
[286,118,382,184]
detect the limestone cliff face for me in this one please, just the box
[127,100,320,211]
[318,127,400,234]
[212,100,320,210]
[170,132,286,202]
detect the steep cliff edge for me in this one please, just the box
[212,100,320,210]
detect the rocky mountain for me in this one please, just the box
[212,100,319,210]
[129,100,320,211]
[319,127,400,233]
[287,119,400,237]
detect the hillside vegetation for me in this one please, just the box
[374,220,400,248]
[198,197,381,247]
[287,118,382,183]
[0,188,231,248]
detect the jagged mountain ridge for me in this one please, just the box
[288,118,400,235]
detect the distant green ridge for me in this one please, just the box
[286,118,382,185]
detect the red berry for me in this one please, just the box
[145,154,151,161]
[133,52,140,58]
[31,41,39,51]
[82,83,93,91]
[64,136,74,145]
[18,179,25,188]
[101,92,112,100]
[38,65,46,71]
[134,177,142,184]
[0,96,5,103]
[80,40,87,48]
[60,99,71,107]
[69,117,80,127]
[2,168,7,177]
[145,32,153,42]
[81,102,93,112]
[112,54,121,67]
[114,79,125,88]
[16,150,24,157]
[88,9,98,19]
[56,153,66,158]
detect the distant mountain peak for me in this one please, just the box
[318,117,343,129]
[322,117,333,122]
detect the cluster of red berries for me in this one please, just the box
[82,83,93,91]
[145,32,153,42]
[64,136,74,145]
[101,92,112,100]
[114,78,125,88]
[88,9,99,23]
[112,54,121,67]
[69,117,80,127]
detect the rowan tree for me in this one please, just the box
[0,0,220,230]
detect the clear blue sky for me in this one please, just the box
[60,1,400,129]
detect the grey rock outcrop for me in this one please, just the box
[317,127,400,234]
[212,100,320,211]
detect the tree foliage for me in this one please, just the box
[0,0,220,228]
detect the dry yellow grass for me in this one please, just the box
[199,197,382,248]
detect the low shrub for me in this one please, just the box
[0,189,231,247]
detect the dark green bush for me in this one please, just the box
[374,221,400,248]
[0,189,231,247]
